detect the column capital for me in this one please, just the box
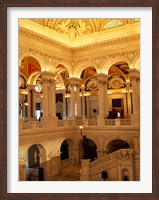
[41,71,57,82]
[69,77,82,87]
[128,69,140,79]
[96,73,109,84]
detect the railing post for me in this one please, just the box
[80,159,91,181]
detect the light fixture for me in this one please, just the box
[79,126,86,138]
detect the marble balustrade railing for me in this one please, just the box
[19,118,137,132]
[90,149,140,175]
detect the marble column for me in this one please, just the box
[70,83,75,119]
[62,91,67,120]
[41,71,56,119]
[96,73,109,118]
[126,82,132,115]
[98,80,105,117]
[69,77,82,119]
[27,84,35,119]
[27,85,31,119]
[33,90,36,118]
[76,84,81,117]
[41,78,49,118]
[128,69,140,114]
[136,77,140,112]
[81,86,85,118]
[103,76,109,117]
[49,78,56,118]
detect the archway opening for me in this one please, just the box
[106,139,129,154]
[19,56,42,119]
[79,138,97,162]
[26,144,46,181]
[60,140,69,160]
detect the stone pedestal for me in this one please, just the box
[80,159,91,181]
[97,116,105,126]
[50,156,61,177]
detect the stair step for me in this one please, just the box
[52,171,80,181]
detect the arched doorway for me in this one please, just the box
[106,139,129,154]
[60,140,69,160]
[79,138,97,162]
[27,144,40,168]
[26,144,46,181]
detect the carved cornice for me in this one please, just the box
[20,27,71,50]
[20,26,140,51]
[72,50,140,67]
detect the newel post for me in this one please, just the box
[80,159,91,181]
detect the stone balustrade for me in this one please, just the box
[61,158,74,168]
[79,149,140,181]
[90,149,137,170]
[19,118,138,133]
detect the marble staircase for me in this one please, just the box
[51,164,80,181]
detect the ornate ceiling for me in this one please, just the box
[29,19,140,39]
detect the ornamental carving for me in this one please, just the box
[108,74,126,89]
[85,77,99,92]
[55,20,92,39]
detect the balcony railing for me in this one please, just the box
[120,119,131,126]
[19,117,139,133]
[88,119,97,126]
[105,119,115,126]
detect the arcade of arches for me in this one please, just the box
[19,19,140,181]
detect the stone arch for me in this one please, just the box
[55,73,65,89]
[60,138,75,160]
[105,138,130,154]
[19,71,27,81]
[55,61,72,77]
[28,71,41,84]
[19,53,46,71]
[23,142,47,163]
[73,61,99,78]
[76,137,98,162]
[100,56,131,74]
[131,54,140,70]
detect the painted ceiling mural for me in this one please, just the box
[108,62,129,75]
[20,56,41,79]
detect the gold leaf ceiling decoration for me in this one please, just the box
[29,19,140,39]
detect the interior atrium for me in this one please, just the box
[19,18,140,181]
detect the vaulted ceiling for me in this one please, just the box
[29,18,140,39]
[19,18,140,47]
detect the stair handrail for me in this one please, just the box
[90,149,139,170]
